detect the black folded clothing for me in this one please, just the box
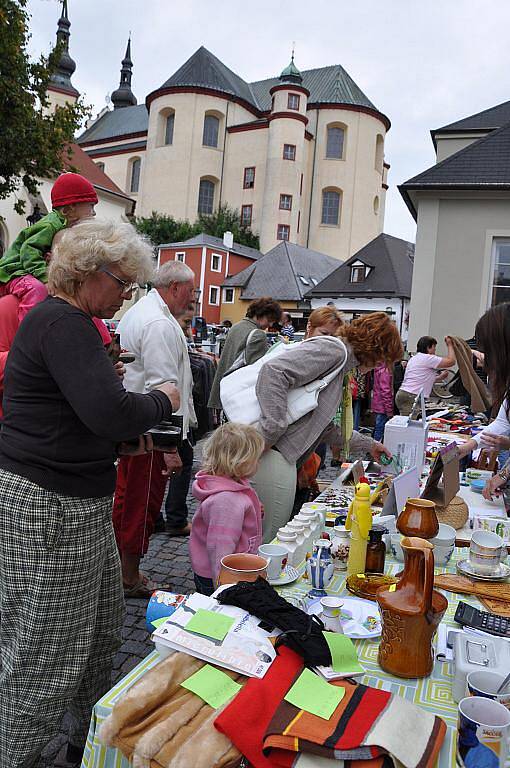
[216,577,332,667]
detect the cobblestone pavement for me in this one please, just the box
[40,442,346,766]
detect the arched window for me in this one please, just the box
[0,222,7,258]
[165,113,175,145]
[326,125,345,159]
[203,114,219,148]
[375,134,384,172]
[198,178,215,215]
[321,189,341,226]
[129,158,141,193]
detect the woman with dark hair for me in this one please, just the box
[252,311,403,541]
[208,297,282,410]
[395,334,456,415]
[459,303,510,498]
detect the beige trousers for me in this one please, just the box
[250,449,297,543]
[395,389,416,416]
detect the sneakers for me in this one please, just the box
[165,522,191,536]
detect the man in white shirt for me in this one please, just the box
[112,261,197,597]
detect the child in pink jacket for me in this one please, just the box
[372,363,394,442]
[189,422,265,595]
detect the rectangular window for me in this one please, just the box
[490,239,510,306]
[203,115,219,148]
[222,287,235,303]
[300,173,303,195]
[279,194,292,211]
[277,224,290,241]
[211,253,222,272]
[297,211,301,233]
[283,143,296,161]
[243,166,255,189]
[241,205,253,226]
[209,285,220,305]
[198,179,215,215]
[175,252,185,263]
[287,93,300,111]
[350,265,366,283]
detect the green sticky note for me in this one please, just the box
[323,632,364,675]
[185,609,234,641]
[284,667,345,720]
[152,616,169,629]
[181,664,241,709]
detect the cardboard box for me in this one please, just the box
[384,415,429,475]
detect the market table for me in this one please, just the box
[81,548,484,768]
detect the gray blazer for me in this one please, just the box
[255,336,374,464]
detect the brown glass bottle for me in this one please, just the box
[365,525,386,573]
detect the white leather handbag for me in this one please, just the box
[220,336,347,426]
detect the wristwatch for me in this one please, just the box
[498,466,510,483]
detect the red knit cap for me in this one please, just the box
[51,173,98,208]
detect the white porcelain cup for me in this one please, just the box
[319,596,344,633]
[470,530,505,575]
[258,544,288,580]
[430,523,456,566]
[457,696,510,767]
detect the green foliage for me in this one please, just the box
[135,204,260,250]
[0,0,89,214]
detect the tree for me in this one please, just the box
[0,0,88,213]
[135,204,260,250]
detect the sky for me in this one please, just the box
[26,0,510,243]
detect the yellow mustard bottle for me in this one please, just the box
[345,481,372,577]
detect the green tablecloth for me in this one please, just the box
[82,549,478,768]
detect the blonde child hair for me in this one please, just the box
[202,422,265,481]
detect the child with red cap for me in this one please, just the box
[0,172,99,322]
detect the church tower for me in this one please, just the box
[46,0,79,112]
[111,38,137,109]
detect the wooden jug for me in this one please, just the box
[376,536,448,678]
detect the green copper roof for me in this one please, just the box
[280,56,302,82]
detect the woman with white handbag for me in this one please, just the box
[249,309,404,541]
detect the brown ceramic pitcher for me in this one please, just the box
[376,536,448,678]
[397,497,439,539]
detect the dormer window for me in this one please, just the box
[350,261,370,283]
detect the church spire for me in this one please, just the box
[111,37,137,109]
[48,0,79,97]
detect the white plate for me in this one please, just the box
[457,559,510,582]
[268,565,301,586]
[307,596,381,638]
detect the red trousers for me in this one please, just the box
[112,452,166,556]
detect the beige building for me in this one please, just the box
[0,1,134,257]
[400,99,510,349]
[78,46,390,260]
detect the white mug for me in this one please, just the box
[457,696,510,767]
[319,596,344,633]
[258,544,288,580]
[470,530,505,575]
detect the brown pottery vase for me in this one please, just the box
[397,497,439,539]
[376,536,448,678]
[218,553,268,586]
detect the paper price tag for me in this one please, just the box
[185,609,234,641]
[389,584,397,592]
[323,632,364,675]
[284,668,345,720]
[181,664,241,709]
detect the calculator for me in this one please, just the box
[454,601,510,638]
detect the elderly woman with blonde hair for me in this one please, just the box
[0,220,180,768]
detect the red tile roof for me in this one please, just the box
[63,143,134,206]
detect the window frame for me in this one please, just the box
[277,223,290,241]
[95,161,105,172]
[350,265,366,284]
[241,204,253,227]
[283,143,296,161]
[165,112,175,145]
[321,189,341,226]
[489,238,510,308]
[326,125,345,160]
[211,252,222,273]
[203,114,220,148]
[279,193,293,211]
[175,252,186,263]
[222,287,235,304]
[198,178,215,215]
[243,166,255,189]
[129,157,141,194]
[287,93,300,111]
[208,285,220,306]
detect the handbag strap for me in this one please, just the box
[301,336,348,391]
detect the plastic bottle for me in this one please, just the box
[345,480,373,577]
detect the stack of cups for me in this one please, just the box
[301,502,327,530]
[276,528,298,567]
[293,513,314,556]
[286,520,306,565]
[298,507,321,542]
